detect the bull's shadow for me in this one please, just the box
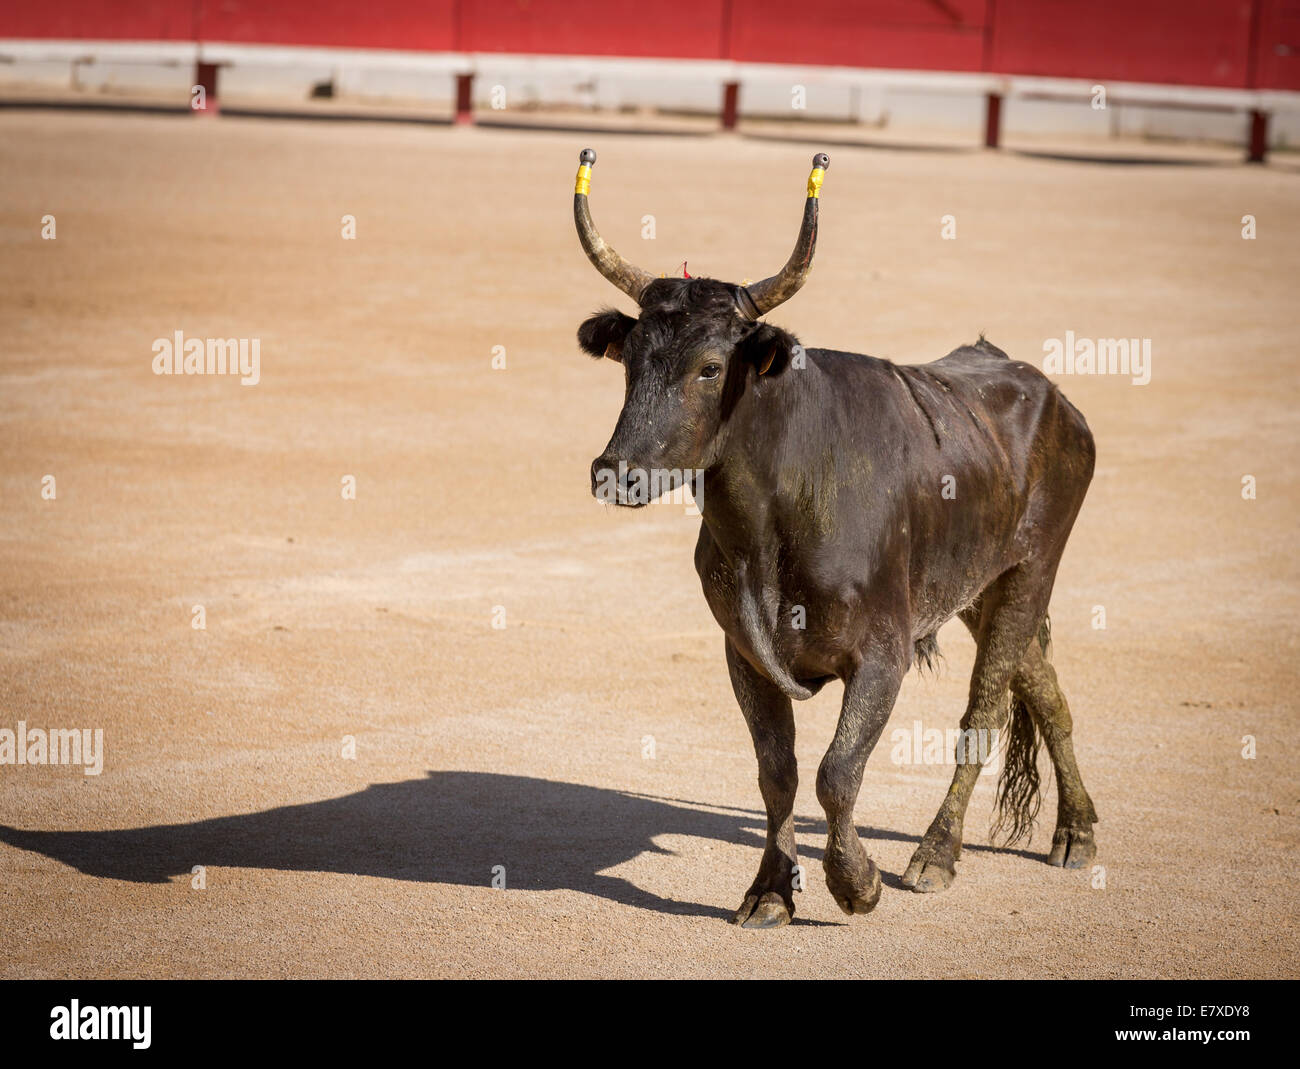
[0,772,1044,917]
[0,772,854,921]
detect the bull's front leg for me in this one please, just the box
[725,638,800,929]
[817,641,908,916]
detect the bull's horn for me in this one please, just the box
[738,153,829,319]
[573,148,655,304]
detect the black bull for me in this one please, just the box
[572,149,1099,928]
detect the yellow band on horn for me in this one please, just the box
[807,166,825,199]
[575,164,592,196]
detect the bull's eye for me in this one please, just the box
[700,363,723,381]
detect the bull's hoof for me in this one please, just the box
[1048,827,1096,869]
[731,890,793,929]
[825,858,882,916]
[902,839,958,893]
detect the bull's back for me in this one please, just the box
[905,340,1092,487]
[911,340,1095,549]
[862,340,1094,629]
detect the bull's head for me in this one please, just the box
[574,148,828,507]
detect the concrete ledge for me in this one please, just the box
[2,38,1295,156]
[197,43,473,75]
[0,38,198,66]
[1005,75,1300,114]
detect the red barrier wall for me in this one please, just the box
[1,1,1297,91]
[459,0,728,60]
[0,1,195,41]
[198,2,455,52]
[1255,0,1300,90]
[726,0,988,72]
[988,0,1255,89]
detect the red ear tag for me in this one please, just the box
[681,261,691,278]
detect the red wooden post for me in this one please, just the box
[721,81,739,131]
[455,73,474,125]
[194,62,220,116]
[1247,109,1269,163]
[983,92,1002,148]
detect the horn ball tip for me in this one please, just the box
[579,148,597,165]
[813,152,830,169]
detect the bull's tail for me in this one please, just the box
[991,694,1042,846]
[913,632,941,675]
[990,617,1051,847]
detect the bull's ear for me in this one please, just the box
[577,309,636,363]
[738,323,800,377]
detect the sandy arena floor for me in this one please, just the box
[0,109,1297,978]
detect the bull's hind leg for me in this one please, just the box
[1012,626,1099,868]
[726,639,800,929]
[901,568,1052,893]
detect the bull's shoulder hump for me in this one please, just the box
[934,337,1011,364]
[919,341,1052,387]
